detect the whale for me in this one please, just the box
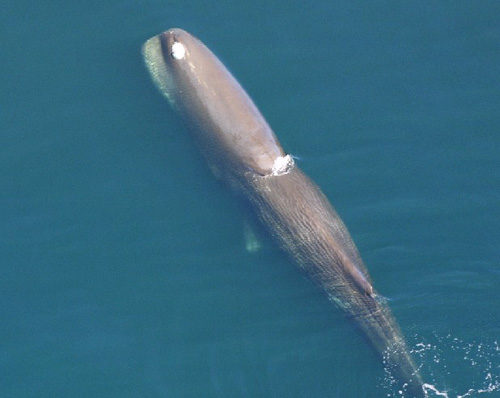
[142,28,426,397]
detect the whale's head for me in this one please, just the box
[142,28,234,113]
[141,28,192,108]
[142,28,290,179]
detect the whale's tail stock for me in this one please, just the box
[354,294,426,397]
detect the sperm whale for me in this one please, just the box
[142,28,426,397]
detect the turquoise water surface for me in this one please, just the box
[2,1,499,397]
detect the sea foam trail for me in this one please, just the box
[380,334,499,397]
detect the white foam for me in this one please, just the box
[382,333,500,397]
[171,42,186,60]
[271,154,294,176]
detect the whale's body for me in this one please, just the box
[142,28,425,397]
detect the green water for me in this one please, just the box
[2,1,499,397]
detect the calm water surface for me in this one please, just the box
[2,1,499,397]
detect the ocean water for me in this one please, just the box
[1,1,499,397]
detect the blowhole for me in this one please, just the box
[171,42,186,60]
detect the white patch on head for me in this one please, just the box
[271,154,294,176]
[171,42,186,60]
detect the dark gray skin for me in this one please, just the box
[143,28,426,397]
